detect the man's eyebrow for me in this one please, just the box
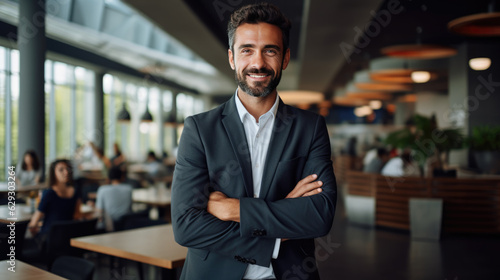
[238,44,255,49]
[264,44,281,51]
[237,44,281,51]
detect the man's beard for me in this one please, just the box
[235,67,282,98]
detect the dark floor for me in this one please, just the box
[316,198,500,280]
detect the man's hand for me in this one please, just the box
[207,191,240,222]
[286,174,323,199]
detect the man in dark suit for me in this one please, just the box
[172,3,337,280]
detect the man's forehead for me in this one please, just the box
[234,22,283,48]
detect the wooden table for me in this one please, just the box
[0,260,66,279]
[133,187,171,207]
[133,187,172,221]
[71,224,187,269]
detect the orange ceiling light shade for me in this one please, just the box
[332,96,369,107]
[448,12,500,36]
[370,69,438,84]
[370,69,415,83]
[381,44,457,59]
[279,90,324,105]
[355,82,412,91]
[353,70,412,92]
[397,94,417,103]
[369,57,445,84]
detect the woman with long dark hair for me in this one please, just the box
[17,150,42,186]
[28,159,82,239]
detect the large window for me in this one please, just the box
[1,44,207,180]
[0,47,19,181]
[45,60,95,163]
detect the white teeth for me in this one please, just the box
[249,74,266,78]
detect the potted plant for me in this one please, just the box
[384,114,465,176]
[466,125,500,174]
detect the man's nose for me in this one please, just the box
[250,52,266,70]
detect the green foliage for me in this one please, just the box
[384,114,465,167]
[466,126,500,151]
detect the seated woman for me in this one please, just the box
[17,150,42,186]
[28,159,82,244]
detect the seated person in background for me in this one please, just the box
[144,150,167,183]
[95,166,132,231]
[111,142,126,169]
[381,151,415,177]
[28,159,82,244]
[363,148,389,174]
[17,150,43,186]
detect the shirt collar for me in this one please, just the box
[234,89,280,123]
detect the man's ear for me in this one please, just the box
[228,49,235,70]
[282,48,291,70]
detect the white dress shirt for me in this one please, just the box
[235,91,281,279]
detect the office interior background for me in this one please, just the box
[1,0,500,176]
[1,0,500,278]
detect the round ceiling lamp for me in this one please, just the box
[411,71,431,83]
[369,57,445,84]
[448,12,500,36]
[469,57,492,70]
[381,44,457,59]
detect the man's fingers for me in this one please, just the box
[287,180,323,198]
[297,174,317,186]
[303,188,322,197]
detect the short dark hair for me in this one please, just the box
[21,149,40,171]
[376,148,388,157]
[108,166,124,181]
[48,159,73,187]
[227,3,291,51]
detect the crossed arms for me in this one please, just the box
[171,114,337,267]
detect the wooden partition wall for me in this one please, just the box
[345,171,500,234]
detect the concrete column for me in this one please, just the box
[159,92,165,154]
[17,0,46,172]
[448,42,500,168]
[94,72,105,153]
[394,102,415,126]
[172,91,178,149]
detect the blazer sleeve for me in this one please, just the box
[239,115,337,239]
[171,116,275,267]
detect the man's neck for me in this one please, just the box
[237,88,277,122]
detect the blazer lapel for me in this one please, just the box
[259,100,295,199]
[221,96,254,197]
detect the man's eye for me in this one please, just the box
[241,49,251,54]
[265,50,277,55]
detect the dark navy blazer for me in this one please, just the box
[172,95,337,280]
